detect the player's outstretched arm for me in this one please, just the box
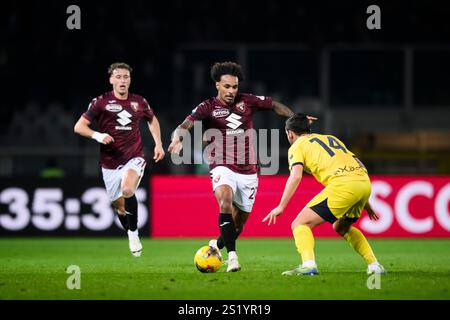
[74,116,114,144]
[148,116,165,162]
[272,100,318,123]
[272,100,295,117]
[168,119,194,154]
[262,164,304,225]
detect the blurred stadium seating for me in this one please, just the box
[1,1,450,177]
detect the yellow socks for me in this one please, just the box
[343,226,377,265]
[292,225,377,267]
[293,225,315,265]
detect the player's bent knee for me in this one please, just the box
[291,220,302,231]
[292,219,317,231]
[122,187,135,198]
[333,223,347,237]
[216,195,233,213]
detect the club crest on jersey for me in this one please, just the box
[106,104,123,112]
[131,102,139,112]
[212,108,230,118]
[235,101,246,113]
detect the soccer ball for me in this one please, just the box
[194,246,222,273]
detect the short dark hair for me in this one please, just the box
[285,113,311,135]
[108,62,133,75]
[210,61,244,82]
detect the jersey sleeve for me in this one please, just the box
[243,93,273,110]
[288,142,305,171]
[142,98,155,122]
[186,101,210,121]
[82,97,102,122]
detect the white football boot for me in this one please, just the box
[226,251,241,272]
[367,262,386,274]
[209,239,227,265]
[208,239,219,250]
[128,229,142,257]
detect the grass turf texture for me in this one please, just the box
[0,238,449,299]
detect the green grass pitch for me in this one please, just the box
[0,238,449,299]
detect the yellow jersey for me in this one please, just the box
[288,133,369,186]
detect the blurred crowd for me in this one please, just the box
[2,1,450,176]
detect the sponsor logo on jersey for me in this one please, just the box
[256,95,266,100]
[106,104,123,112]
[108,100,117,103]
[131,102,139,112]
[235,101,245,113]
[226,129,244,135]
[115,126,132,131]
[212,108,230,118]
[225,113,243,130]
[213,175,221,183]
[117,110,132,127]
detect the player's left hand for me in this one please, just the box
[154,145,165,162]
[168,139,183,154]
[366,207,379,221]
[262,206,284,225]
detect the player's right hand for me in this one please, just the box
[168,139,183,154]
[92,132,114,144]
[102,134,114,145]
[262,206,284,226]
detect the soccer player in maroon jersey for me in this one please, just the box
[74,62,165,257]
[168,61,315,272]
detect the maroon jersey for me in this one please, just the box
[187,93,273,174]
[82,91,154,169]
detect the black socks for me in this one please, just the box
[125,195,138,232]
[217,236,225,249]
[117,213,129,230]
[216,226,243,249]
[219,213,237,252]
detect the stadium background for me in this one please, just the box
[1,1,450,238]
